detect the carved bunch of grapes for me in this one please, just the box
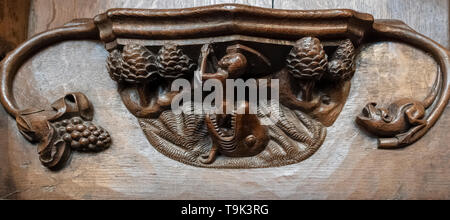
[53,117,111,152]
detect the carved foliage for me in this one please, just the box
[286,37,328,81]
[280,37,356,118]
[107,44,197,84]
[327,39,356,81]
[105,38,358,168]
[1,6,446,171]
[157,44,197,79]
[15,93,111,170]
[55,117,111,152]
[107,44,159,83]
[108,44,196,119]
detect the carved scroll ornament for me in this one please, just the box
[1,4,449,170]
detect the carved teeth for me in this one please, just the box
[231,112,236,131]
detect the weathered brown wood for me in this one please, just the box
[1,1,449,200]
[274,0,450,48]
[0,0,30,59]
[2,40,448,199]
[3,5,372,169]
[28,0,272,36]
[0,0,30,199]
[0,0,30,45]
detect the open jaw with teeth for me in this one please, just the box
[204,104,270,161]
[358,102,393,122]
[356,102,410,137]
[208,112,238,153]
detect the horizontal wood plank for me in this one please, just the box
[274,0,450,48]
[28,0,273,36]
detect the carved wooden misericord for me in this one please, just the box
[0,4,449,170]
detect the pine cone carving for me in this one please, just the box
[286,37,328,81]
[107,44,159,84]
[157,44,197,79]
[106,50,123,82]
[327,39,356,81]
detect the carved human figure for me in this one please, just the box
[199,44,270,164]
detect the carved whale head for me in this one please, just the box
[355,100,425,137]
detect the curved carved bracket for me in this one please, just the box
[1,4,449,169]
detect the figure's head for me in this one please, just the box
[355,101,424,137]
[218,52,247,78]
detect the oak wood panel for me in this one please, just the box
[28,0,273,36]
[0,0,449,200]
[274,0,450,48]
[0,0,30,199]
[0,0,30,60]
[2,40,447,200]
[268,1,450,198]
[0,104,13,198]
[0,0,30,46]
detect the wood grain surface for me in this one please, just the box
[0,0,30,198]
[27,0,272,36]
[0,0,30,46]
[274,0,450,48]
[0,0,30,60]
[0,0,449,200]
